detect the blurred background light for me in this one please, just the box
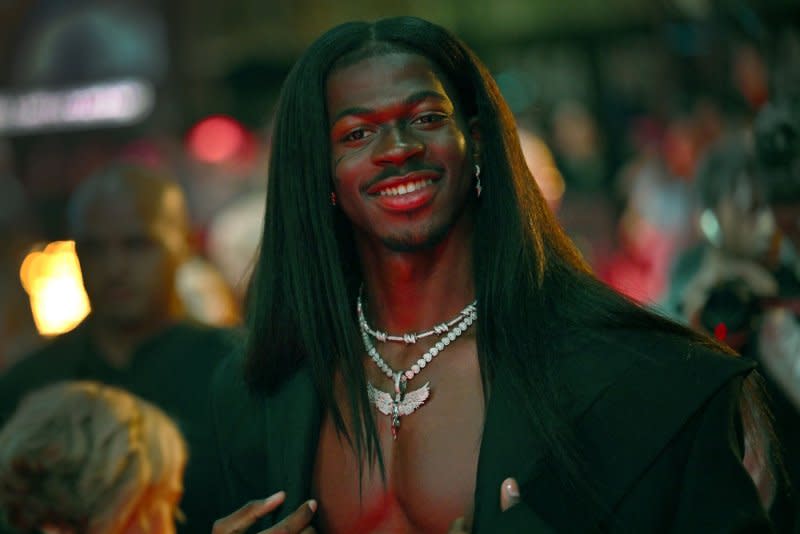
[0,79,155,134]
[19,241,90,337]
[186,115,247,164]
[518,127,566,211]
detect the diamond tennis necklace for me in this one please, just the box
[357,289,477,344]
[357,290,477,439]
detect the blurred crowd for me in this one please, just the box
[0,2,798,533]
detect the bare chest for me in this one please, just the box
[312,345,484,533]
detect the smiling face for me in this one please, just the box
[327,51,477,252]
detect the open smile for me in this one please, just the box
[377,178,435,197]
[366,172,441,212]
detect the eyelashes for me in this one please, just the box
[336,112,452,146]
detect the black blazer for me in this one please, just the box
[210,329,771,533]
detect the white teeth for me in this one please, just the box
[378,179,434,197]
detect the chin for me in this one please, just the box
[102,310,155,329]
[380,223,452,253]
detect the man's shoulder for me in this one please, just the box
[565,325,752,371]
[159,321,241,362]
[551,325,755,415]
[2,328,86,380]
[0,329,86,418]
[209,352,316,436]
[169,321,240,346]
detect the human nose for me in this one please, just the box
[371,125,424,166]
[101,245,128,277]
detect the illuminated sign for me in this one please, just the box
[0,79,154,134]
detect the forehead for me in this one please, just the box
[326,52,457,117]
[74,194,152,238]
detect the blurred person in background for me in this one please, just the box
[665,101,800,529]
[0,141,44,371]
[0,381,185,534]
[0,164,235,534]
[754,99,800,294]
[754,97,800,531]
[664,132,778,328]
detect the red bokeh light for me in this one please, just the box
[187,115,245,163]
[713,322,728,342]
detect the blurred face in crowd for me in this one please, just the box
[714,175,775,259]
[74,191,184,329]
[327,51,476,252]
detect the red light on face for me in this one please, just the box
[713,322,728,342]
[187,115,245,163]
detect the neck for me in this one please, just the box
[89,314,176,369]
[358,220,475,335]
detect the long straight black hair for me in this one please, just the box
[244,16,735,489]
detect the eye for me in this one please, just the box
[412,113,447,126]
[123,236,155,251]
[341,127,374,143]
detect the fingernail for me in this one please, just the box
[264,491,285,505]
[505,480,519,498]
[307,499,318,513]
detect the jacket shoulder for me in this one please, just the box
[0,329,86,419]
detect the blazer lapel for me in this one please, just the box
[261,366,322,525]
[472,333,756,533]
[471,338,641,533]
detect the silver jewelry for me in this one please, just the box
[357,287,477,344]
[475,164,482,197]
[359,297,477,439]
[367,375,430,441]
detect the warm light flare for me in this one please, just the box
[20,241,91,336]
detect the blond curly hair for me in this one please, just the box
[0,381,187,533]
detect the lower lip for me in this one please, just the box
[372,183,437,212]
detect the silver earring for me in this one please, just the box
[474,164,482,197]
[330,192,337,206]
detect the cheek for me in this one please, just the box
[332,148,372,186]
[130,255,175,302]
[430,130,469,170]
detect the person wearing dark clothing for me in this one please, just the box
[0,321,234,534]
[211,328,767,533]
[665,107,800,531]
[210,17,772,533]
[0,164,235,534]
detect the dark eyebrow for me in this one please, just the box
[330,90,448,125]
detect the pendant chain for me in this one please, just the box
[357,289,477,439]
[358,292,477,382]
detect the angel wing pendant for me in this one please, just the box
[366,380,430,439]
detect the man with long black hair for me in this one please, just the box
[211,17,771,533]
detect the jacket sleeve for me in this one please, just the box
[667,375,773,533]
[208,353,272,526]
